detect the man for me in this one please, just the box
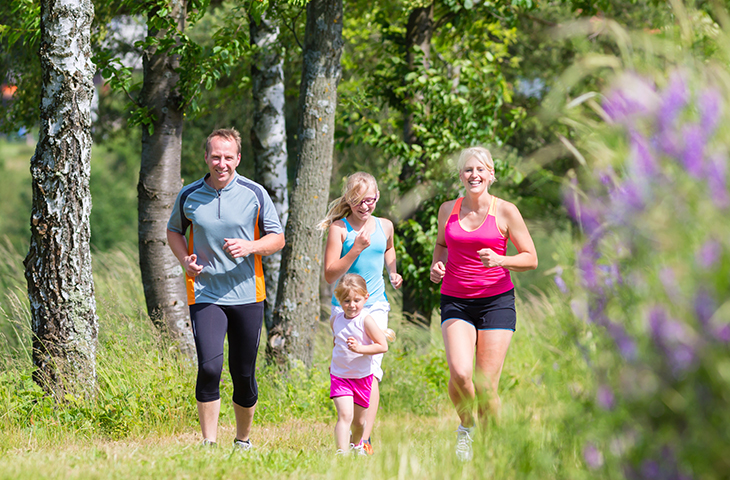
[167,128,285,449]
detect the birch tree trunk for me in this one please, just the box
[137,1,196,358]
[267,0,343,367]
[250,10,289,333]
[24,0,98,398]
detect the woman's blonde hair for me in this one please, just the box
[334,273,369,304]
[317,172,379,231]
[457,146,496,186]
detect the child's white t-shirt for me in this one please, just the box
[330,310,373,379]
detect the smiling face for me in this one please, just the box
[205,136,241,190]
[348,186,379,222]
[341,291,369,319]
[460,156,494,195]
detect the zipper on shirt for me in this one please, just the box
[216,189,221,219]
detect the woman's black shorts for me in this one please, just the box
[440,289,516,331]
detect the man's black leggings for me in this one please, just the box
[190,302,264,408]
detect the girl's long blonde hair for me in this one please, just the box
[317,172,379,231]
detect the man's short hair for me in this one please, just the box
[205,128,242,156]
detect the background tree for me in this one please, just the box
[268,0,343,367]
[250,5,290,332]
[24,0,98,397]
[136,0,196,358]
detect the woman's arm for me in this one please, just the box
[347,315,388,355]
[478,201,538,272]
[430,201,452,283]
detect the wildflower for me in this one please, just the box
[596,385,615,410]
[693,290,716,327]
[583,443,604,469]
[553,266,568,294]
[695,240,721,270]
[704,154,729,209]
[698,89,722,136]
[658,71,688,129]
[680,124,705,178]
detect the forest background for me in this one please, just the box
[2,0,730,478]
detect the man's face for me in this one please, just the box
[205,136,241,190]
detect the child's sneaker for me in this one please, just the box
[351,441,368,456]
[455,425,473,462]
[362,438,374,455]
[233,438,252,452]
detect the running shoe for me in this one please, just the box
[233,438,252,452]
[455,425,473,462]
[351,441,368,457]
[200,438,217,448]
[362,438,374,455]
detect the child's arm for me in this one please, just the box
[324,221,370,284]
[382,219,403,289]
[347,315,388,355]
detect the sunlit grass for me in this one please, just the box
[0,242,601,478]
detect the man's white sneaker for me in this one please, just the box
[455,425,473,462]
[233,438,252,452]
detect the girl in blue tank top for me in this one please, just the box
[318,172,402,455]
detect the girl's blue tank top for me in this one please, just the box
[331,217,388,306]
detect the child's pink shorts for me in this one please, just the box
[330,374,374,408]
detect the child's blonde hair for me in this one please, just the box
[317,172,379,231]
[333,274,369,304]
[457,146,496,186]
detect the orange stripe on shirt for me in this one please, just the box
[254,209,266,302]
[186,228,196,305]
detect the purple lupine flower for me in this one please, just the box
[583,443,604,469]
[705,154,730,208]
[693,290,716,327]
[715,323,730,342]
[680,124,705,178]
[578,243,600,291]
[610,178,647,216]
[696,239,721,269]
[596,385,615,410]
[553,266,568,293]
[699,89,722,136]
[658,71,689,129]
[648,307,697,376]
[607,320,637,360]
[629,130,658,178]
[641,460,661,479]
[610,263,622,285]
[659,267,681,301]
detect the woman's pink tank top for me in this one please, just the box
[441,196,514,299]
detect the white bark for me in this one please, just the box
[250,11,289,332]
[268,0,342,367]
[25,0,98,399]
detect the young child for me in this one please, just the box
[330,274,389,455]
[318,171,402,455]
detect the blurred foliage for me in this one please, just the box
[551,2,730,477]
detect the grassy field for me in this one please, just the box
[0,239,603,479]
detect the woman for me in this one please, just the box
[430,146,537,461]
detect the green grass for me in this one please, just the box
[0,239,601,479]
